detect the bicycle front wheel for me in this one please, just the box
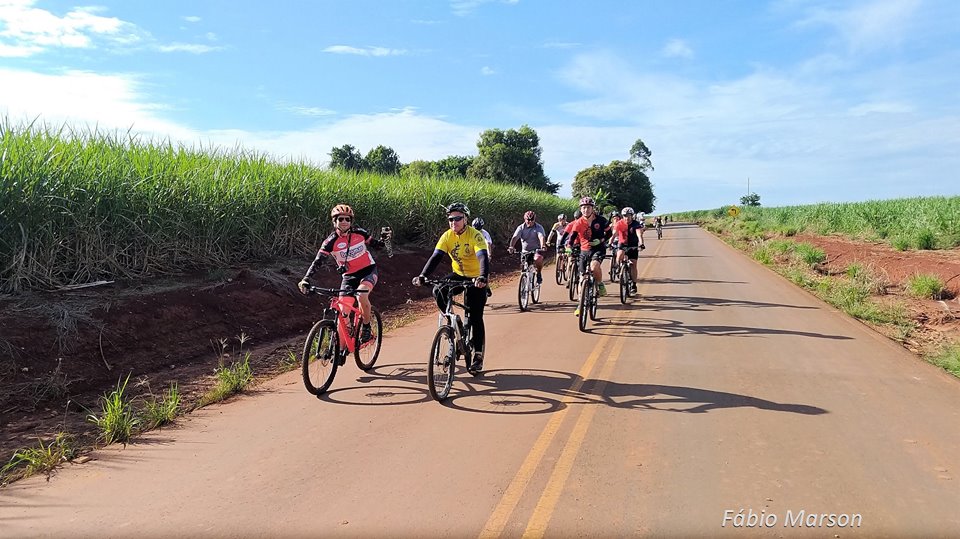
[427,325,456,401]
[619,264,629,304]
[578,280,590,332]
[555,256,565,285]
[609,258,617,283]
[354,309,383,371]
[569,267,579,301]
[532,276,541,303]
[518,273,530,311]
[302,320,339,395]
[590,281,600,321]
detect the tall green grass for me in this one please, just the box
[0,120,576,292]
[671,197,960,250]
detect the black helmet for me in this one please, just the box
[573,210,582,219]
[445,202,470,216]
[471,217,485,230]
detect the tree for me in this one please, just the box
[329,144,365,172]
[571,160,655,214]
[434,155,473,178]
[467,125,559,193]
[364,145,401,175]
[402,159,435,178]
[740,193,761,206]
[629,138,654,172]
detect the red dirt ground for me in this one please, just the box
[0,247,521,462]
[2,234,959,464]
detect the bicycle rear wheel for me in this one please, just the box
[427,325,456,401]
[354,309,383,371]
[302,320,339,395]
[609,258,617,283]
[619,263,629,304]
[518,273,530,311]
[555,256,565,285]
[568,266,579,301]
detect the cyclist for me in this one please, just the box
[472,217,494,262]
[566,197,612,315]
[298,204,391,343]
[608,210,622,257]
[546,213,568,276]
[508,210,547,284]
[654,215,663,235]
[413,203,490,372]
[614,207,645,294]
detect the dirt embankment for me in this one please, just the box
[0,247,522,460]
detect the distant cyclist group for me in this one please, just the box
[297,197,664,400]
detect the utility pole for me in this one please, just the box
[747,177,750,197]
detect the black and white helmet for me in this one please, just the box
[471,217,485,230]
[621,207,635,217]
[445,202,470,216]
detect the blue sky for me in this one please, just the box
[1,0,958,212]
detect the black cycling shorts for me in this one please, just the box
[618,245,640,260]
[579,246,605,275]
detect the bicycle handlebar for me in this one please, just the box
[422,277,482,288]
[307,285,370,296]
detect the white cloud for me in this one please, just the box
[411,19,442,25]
[848,101,914,115]
[662,38,693,59]
[182,16,201,23]
[450,0,519,17]
[158,42,223,54]
[795,0,922,53]
[323,45,407,57]
[205,32,217,41]
[0,1,143,56]
[480,66,495,76]
[542,41,580,49]
[281,105,337,117]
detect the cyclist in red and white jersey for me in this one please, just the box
[298,204,390,343]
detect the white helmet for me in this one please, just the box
[621,207,635,217]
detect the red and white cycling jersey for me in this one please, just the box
[318,227,377,275]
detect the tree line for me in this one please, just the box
[329,125,656,212]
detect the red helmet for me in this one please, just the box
[579,196,595,207]
[330,204,354,218]
[524,210,536,221]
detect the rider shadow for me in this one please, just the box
[316,361,435,406]
[484,301,580,315]
[592,382,828,415]
[622,294,820,313]
[582,316,854,341]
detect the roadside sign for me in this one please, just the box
[728,206,740,217]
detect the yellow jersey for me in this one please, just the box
[435,225,489,278]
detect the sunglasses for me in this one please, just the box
[335,216,353,223]
[525,218,534,222]
[448,215,465,223]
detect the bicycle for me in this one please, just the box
[577,267,601,332]
[423,278,484,401]
[301,286,383,395]
[566,250,581,302]
[618,246,639,304]
[656,222,663,240]
[608,244,620,283]
[514,249,542,311]
[554,249,568,285]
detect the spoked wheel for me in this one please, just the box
[354,309,383,371]
[578,279,591,332]
[427,325,456,401]
[609,258,617,283]
[302,320,339,395]
[619,264,629,304]
[518,272,530,311]
[568,267,579,301]
[555,256,565,285]
[590,281,600,321]
[532,275,541,303]
[657,228,662,240]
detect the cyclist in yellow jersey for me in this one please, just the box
[413,202,490,372]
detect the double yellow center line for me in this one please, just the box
[479,242,662,538]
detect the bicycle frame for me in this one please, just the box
[430,279,473,354]
[311,287,370,354]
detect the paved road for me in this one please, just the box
[3,223,959,537]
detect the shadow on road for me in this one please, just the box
[314,362,828,417]
[582,315,851,340]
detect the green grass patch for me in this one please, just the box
[753,246,773,265]
[793,243,826,267]
[199,355,253,407]
[87,375,140,446]
[1,433,77,483]
[905,274,947,300]
[140,382,181,430]
[928,344,960,377]
[915,229,936,250]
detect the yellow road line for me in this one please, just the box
[478,334,611,539]
[521,336,626,538]
[480,238,664,538]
